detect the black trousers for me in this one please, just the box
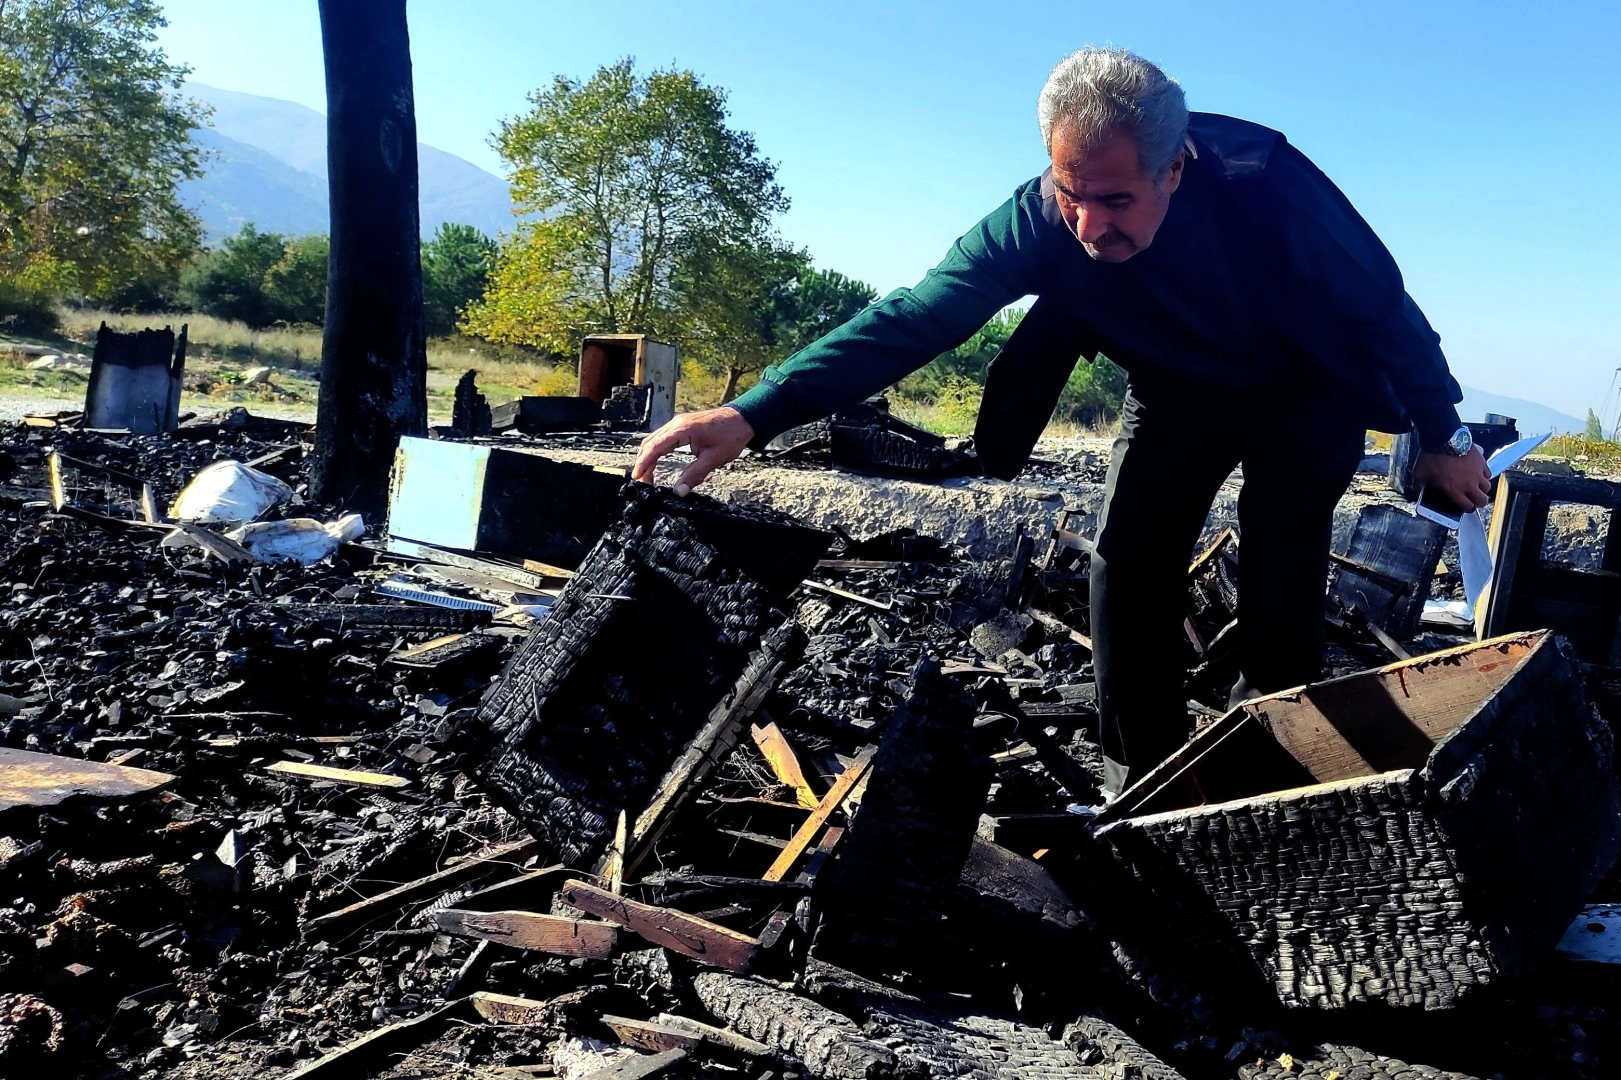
[1092,378,1366,795]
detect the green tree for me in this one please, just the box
[464,59,787,353]
[423,222,496,337]
[263,233,329,325]
[1587,408,1605,442]
[676,238,877,404]
[0,0,204,317]
[777,267,877,353]
[178,224,288,328]
[1054,353,1128,427]
[896,307,1026,402]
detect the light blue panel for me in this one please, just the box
[385,436,489,551]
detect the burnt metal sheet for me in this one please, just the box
[0,746,174,811]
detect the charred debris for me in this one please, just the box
[0,405,1618,1080]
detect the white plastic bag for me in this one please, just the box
[225,513,363,564]
[171,460,295,523]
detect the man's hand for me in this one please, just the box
[1414,447,1492,511]
[632,407,755,496]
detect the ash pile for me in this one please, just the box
[1,414,1620,1080]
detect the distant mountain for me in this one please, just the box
[179,83,515,243]
[1458,385,1584,435]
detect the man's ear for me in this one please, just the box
[1159,150,1186,196]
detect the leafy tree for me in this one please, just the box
[676,237,877,403]
[180,224,333,329]
[0,0,204,316]
[1055,352,1128,427]
[424,222,496,337]
[465,59,787,353]
[777,267,878,353]
[263,233,329,325]
[1587,408,1605,442]
[896,307,1026,401]
[178,224,287,327]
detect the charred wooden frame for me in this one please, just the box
[1095,631,1621,1010]
[476,484,829,867]
[1476,470,1621,662]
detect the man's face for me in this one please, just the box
[1049,124,1183,263]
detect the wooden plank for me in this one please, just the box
[799,579,893,611]
[750,721,820,808]
[434,909,618,957]
[606,810,627,894]
[796,825,845,883]
[601,1014,703,1052]
[0,747,173,811]
[1252,634,1541,783]
[284,997,475,1078]
[1487,470,1621,507]
[558,879,759,971]
[815,558,907,570]
[1029,608,1092,650]
[623,622,800,879]
[304,838,544,938]
[471,991,556,1025]
[578,1047,686,1080]
[1478,483,1532,639]
[603,1013,772,1057]
[265,760,410,788]
[763,747,875,882]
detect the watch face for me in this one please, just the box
[1448,427,1473,455]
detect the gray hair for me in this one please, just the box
[1038,48,1189,177]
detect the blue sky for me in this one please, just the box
[156,1,1620,419]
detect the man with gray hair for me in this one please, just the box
[634,47,1489,795]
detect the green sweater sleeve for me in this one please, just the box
[730,178,1054,446]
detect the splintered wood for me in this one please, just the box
[764,748,875,882]
[558,879,760,971]
[751,720,820,808]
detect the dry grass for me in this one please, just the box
[1542,433,1621,466]
[57,307,583,418]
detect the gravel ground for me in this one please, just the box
[0,391,317,425]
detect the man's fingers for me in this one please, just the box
[632,427,687,482]
[674,448,723,497]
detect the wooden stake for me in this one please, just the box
[265,761,409,788]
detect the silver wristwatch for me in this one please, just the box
[1439,425,1474,456]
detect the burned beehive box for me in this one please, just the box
[1094,631,1621,1010]
[1328,503,1448,639]
[387,436,623,568]
[476,484,830,865]
[828,404,977,479]
[817,657,992,968]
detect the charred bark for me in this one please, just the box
[310,0,428,516]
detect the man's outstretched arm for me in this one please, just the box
[633,180,1058,490]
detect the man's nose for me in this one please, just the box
[1075,204,1111,244]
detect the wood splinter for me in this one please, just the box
[558,879,760,972]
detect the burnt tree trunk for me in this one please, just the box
[310,0,428,515]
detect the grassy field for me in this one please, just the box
[0,308,588,421]
[2,306,1114,437]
